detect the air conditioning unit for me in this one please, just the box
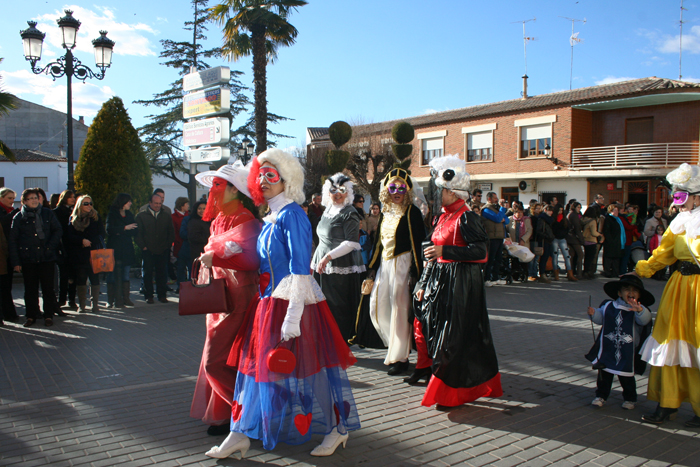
[518,180,537,193]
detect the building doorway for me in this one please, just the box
[501,186,519,206]
[626,181,649,218]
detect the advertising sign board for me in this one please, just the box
[183,117,230,147]
[183,66,230,93]
[183,87,230,119]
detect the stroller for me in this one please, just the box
[499,245,531,284]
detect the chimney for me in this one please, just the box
[78,116,84,124]
[522,75,529,100]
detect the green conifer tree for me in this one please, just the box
[75,97,153,216]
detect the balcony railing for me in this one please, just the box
[571,142,700,170]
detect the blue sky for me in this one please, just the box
[2,1,699,151]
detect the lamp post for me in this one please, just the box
[238,136,255,165]
[20,10,115,191]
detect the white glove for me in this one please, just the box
[223,241,242,258]
[281,300,304,341]
[327,240,361,259]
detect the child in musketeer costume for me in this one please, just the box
[206,149,359,459]
[586,275,654,410]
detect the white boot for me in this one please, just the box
[205,431,250,459]
[310,427,348,457]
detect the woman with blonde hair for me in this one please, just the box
[66,195,105,312]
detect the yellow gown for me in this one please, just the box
[636,229,700,413]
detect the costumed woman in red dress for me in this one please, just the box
[206,149,359,459]
[414,155,503,407]
[189,162,261,436]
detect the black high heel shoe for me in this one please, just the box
[403,367,432,385]
[641,405,678,424]
[387,360,409,376]
[686,416,700,428]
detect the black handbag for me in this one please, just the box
[178,258,228,316]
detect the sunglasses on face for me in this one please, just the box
[258,167,282,184]
[387,183,407,195]
[329,186,347,194]
[82,202,93,206]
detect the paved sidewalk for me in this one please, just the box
[1,277,699,466]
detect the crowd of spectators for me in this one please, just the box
[0,178,678,328]
[0,186,212,327]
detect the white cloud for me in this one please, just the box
[422,109,440,115]
[681,76,700,83]
[3,69,114,120]
[594,76,637,85]
[31,5,157,59]
[657,25,700,55]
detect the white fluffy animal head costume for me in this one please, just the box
[247,148,306,206]
[429,155,471,200]
[321,173,354,209]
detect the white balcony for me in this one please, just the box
[571,142,700,170]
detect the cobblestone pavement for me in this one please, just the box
[1,276,699,467]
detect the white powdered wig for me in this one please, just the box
[258,148,306,204]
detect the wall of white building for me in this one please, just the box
[474,178,589,208]
[1,161,69,208]
[152,173,208,212]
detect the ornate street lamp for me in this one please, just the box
[239,136,254,165]
[20,10,115,191]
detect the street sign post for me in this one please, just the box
[185,147,230,163]
[183,87,230,119]
[183,117,230,147]
[183,66,230,93]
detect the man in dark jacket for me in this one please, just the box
[602,203,624,278]
[135,194,175,304]
[8,189,62,326]
[481,192,510,286]
[587,194,606,219]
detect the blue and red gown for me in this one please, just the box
[227,199,360,449]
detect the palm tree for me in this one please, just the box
[0,58,18,161]
[210,0,307,153]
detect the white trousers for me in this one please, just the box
[369,253,412,365]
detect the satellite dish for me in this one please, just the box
[519,180,528,191]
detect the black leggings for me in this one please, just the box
[74,265,100,287]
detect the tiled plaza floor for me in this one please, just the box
[1,276,698,466]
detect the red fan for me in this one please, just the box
[266,340,296,374]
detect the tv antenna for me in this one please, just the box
[560,16,586,90]
[512,18,536,75]
[679,0,687,80]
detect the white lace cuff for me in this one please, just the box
[325,264,366,275]
[271,274,326,304]
[329,240,361,259]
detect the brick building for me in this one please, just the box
[308,77,700,214]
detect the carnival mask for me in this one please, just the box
[329,186,347,194]
[387,183,407,195]
[259,167,282,185]
[671,190,700,206]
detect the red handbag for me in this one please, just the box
[266,339,296,374]
[178,259,228,316]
